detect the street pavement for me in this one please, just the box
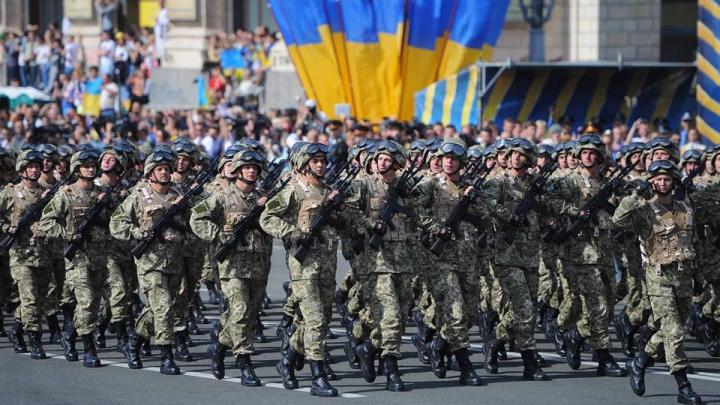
[1,244,719,405]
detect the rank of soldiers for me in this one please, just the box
[1,133,718,404]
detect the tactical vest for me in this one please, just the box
[8,184,43,246]
[221,185,264,252]
[64,183,102,235]
[364,175,412,241]
[498,171,539,234]
[573,171,614,233]
[433,175,475,241]
[137,185,185,243]
[642,200,695,266]
[294,179,338,243]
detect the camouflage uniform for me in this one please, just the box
[39,178,108,364]
[191,183,268,357]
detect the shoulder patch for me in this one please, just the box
[266,193,285,211]
[192,200,211,215]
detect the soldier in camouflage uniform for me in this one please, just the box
[36,144,65,345]
[193,150,268,386]
[346,140,415,391]
[547,134,626,377]
[40,149,109,367]
[110,151,186,375]
[535,145,559,331]
[0,147,16,338]
[411,138,483,386]
[0,150,50,358]
[482,138,549,381]
[694,145,720,356]
[260,143,344,397]
[615,160,703,405]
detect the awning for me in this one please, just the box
[415,61,697,136]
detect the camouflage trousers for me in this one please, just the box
[288,277,335,361]
[625,272,652,326]
[44,255,67,316]
[418,277,437,331]
[478,255,493,313]
[702,269,720,321]
[646,295,692,373]
[493,265,537,351]
[10,264,51,332]
[107,253,136,324]
[135,270,183,345]
[560,264,611,350]
[368,273,413,358]
[65,251,107,336]
[339,268,355,294]
[219,277,267,356]
[200,245,216,284]
[538,249,560,308]
[350,275,373,341]
[174,255,203,331]
[430,270,479,350]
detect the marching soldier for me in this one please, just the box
[192,150,268,386]
[0,150,51,358]
[110,151,187,375]
[40,149,108,367]
[260,143,344,397]
[614,160,703,405]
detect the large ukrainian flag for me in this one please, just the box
[415,64,695,130]
[268,0,510,122]
[698,0,720,143]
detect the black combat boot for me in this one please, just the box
[615,309,639,358]
[61,324,78,361]
[276,313,293,338]
[130,294,145,319]
[46,314,62,345]
[9,320,27,353]
[701,319,720,357]
[430,336,449,378]
[93,316,109,348]
[534,350,548,367]
[334,289,348,324]
[174,333,193,362]
[0,317,5,338]
[126,332,144,369]
[446,352,460,371]
[160,344,181,375]
[595,348,626,377]
[236,354,262,386]
[205,281,219,305]
[210,319,221,343]
[479,310,499,340]
[193,295,209,324]
[482,330,499,374]
[113,320,128,356]
[497,342,508,360]
[28,331,47,359]
[563,328,582,370]
[627,350,653,396]
[81,334,101,367]
[325,348,335,365]
[344,337,360,369]
[673,368,702,405]
[384,355,405,391]
[262,292,271,309]
[536,300,549,331]
[253,317,266,343]
[309,361,338,397]
[355,340,378,383]
[186,314,202,336]
[325,361,338,380]
[60,303,75,332]
[282,281,292,304]
[411,328,432,365]
[520,349,548,381]
[181,328,195,348]
[377,351,386,376]
[634,325,657,366]
[140,337,152,357]
[276,348,299,389]
[455,348,482,386]
[207,340,228,379]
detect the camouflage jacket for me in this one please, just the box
[0,182,48,267]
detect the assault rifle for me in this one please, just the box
[64,171,127,260]
[425,162,495,257]
[260,158,287,191]
[292,165,360,263]
[674,163,704,201]
[181,155,219,192]
[131,172,214,259]
[0,174,76,251]
[367,157,423,250]
[503,161,557,245]
[553,159,638,244]
[325,160,348,186]
[214,177,291,263]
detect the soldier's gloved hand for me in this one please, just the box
[438,226,453,241]
[374,222,387,236]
